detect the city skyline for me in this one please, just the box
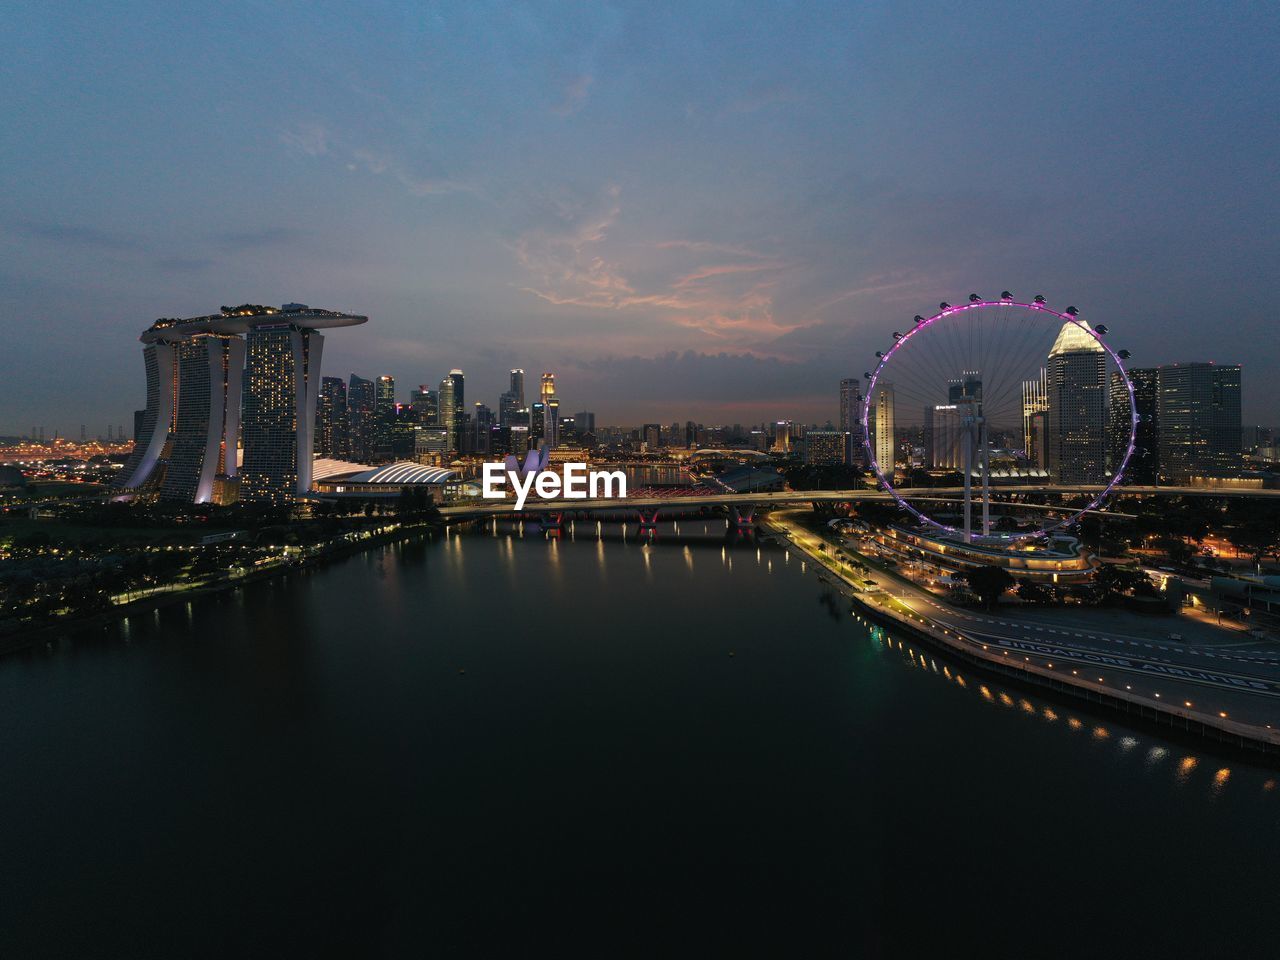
[3,2,1279,432]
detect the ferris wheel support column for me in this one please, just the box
[980,417,991,538]
[962,425,973,544]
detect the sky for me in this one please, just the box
[2,0,1278,434]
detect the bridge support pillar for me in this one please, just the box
[540,511,565,530]
[636,508,661,530]
[731,505,757,528]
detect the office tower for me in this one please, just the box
[410,385,439,425]
[508,423,530,455]
[839,378,865,465]
[499,390,520,426]
[873,383,895,477]
[540,372,560,447]
[773,420,792,453]
[447,369,465,450]
[390,404,420,460]
[238,304,368,504]
[924,403,964,470]
[347,375,375,462]
[575,411,596,435]
[530,403,549,447]
[466,402,493,455]
[948,372,983,404]
[1110,367,1157,484]
[510,369,526,409]
[371,375,395,462]
[317,376,348,458]
[805,430,846,466]
[437,370,465,451]
[1044,320,1108,483]
[1021,369,1048,464]
[161,334,245,502]
[132,409,144,443]
[641,423,661,451]
[1157,363,1242,483]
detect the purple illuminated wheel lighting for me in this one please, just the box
[858,298,1137,540]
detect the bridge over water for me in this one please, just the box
[439,484,1280,527]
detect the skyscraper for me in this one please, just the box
[317,376,348,459]
[1021,368,1048,464]
[438,375,456,450]
[1110,367,1157,483]
[1045,320,1108,484]
[409,385,439,426]
[540,372,559,447]
[839,378,864,465]
[237,304,368,504]
[160,334,244,503]
[117,340,177,491]
[510,369,525,409]
[373,375,396,462]
[873,383,895,477]
[347,375,375,462]
[240,326,324,504]
[435,370,465,452]
[119,304,365,503]
[1157,363,1242,483]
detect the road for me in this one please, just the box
[767,508,1280,730]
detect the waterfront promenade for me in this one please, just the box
[765,508,1280,755]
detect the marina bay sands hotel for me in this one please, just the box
[116,303,368,506]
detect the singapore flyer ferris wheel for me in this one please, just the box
[859,293,1137,543]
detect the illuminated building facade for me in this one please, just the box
[1021,368,1047,464]
[1045,320,1107,483]
[1157,362,1242,483]
[873,383,896,478]
[317,376,348,459]
[347,375,375,462]
[160,334,244,503]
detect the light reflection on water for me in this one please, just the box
[865,621,1270,799]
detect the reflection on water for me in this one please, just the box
[4,516,1279,957]
[863,619,1277,799]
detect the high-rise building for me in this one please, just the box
[873,383,895,478]
[805,430,846,466]
[117,340,178,491]
[160,334,245,502]
[1110,367,1157,483]
[372,375,396,462]
[923,403,964,471]
[237,304,368,504]
[642,423,661,451]
[438,370,465,451]
[1157,362,1242,483]
[948,372,982,404]
[510,369,525,409]
[773,420,792,453]
[839,378,864,465]
[574,411,596,435]
[347,375,375,462]
[317,376,348,459]
[1045,320,1107,484]
[410,385,439,425]
[120,304,366,503]
[1021,369,1048,464]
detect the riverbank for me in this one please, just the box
[764,512,1280,758]
[0,517,446,657]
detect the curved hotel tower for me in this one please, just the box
[118,304,368,505]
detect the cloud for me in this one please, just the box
[280,123,470,197]
[4,218,141,251]
[513,187,808,345]
[553,74,594,115]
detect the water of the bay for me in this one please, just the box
[1,520,1277,957]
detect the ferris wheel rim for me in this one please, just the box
[858,298,1138,541]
